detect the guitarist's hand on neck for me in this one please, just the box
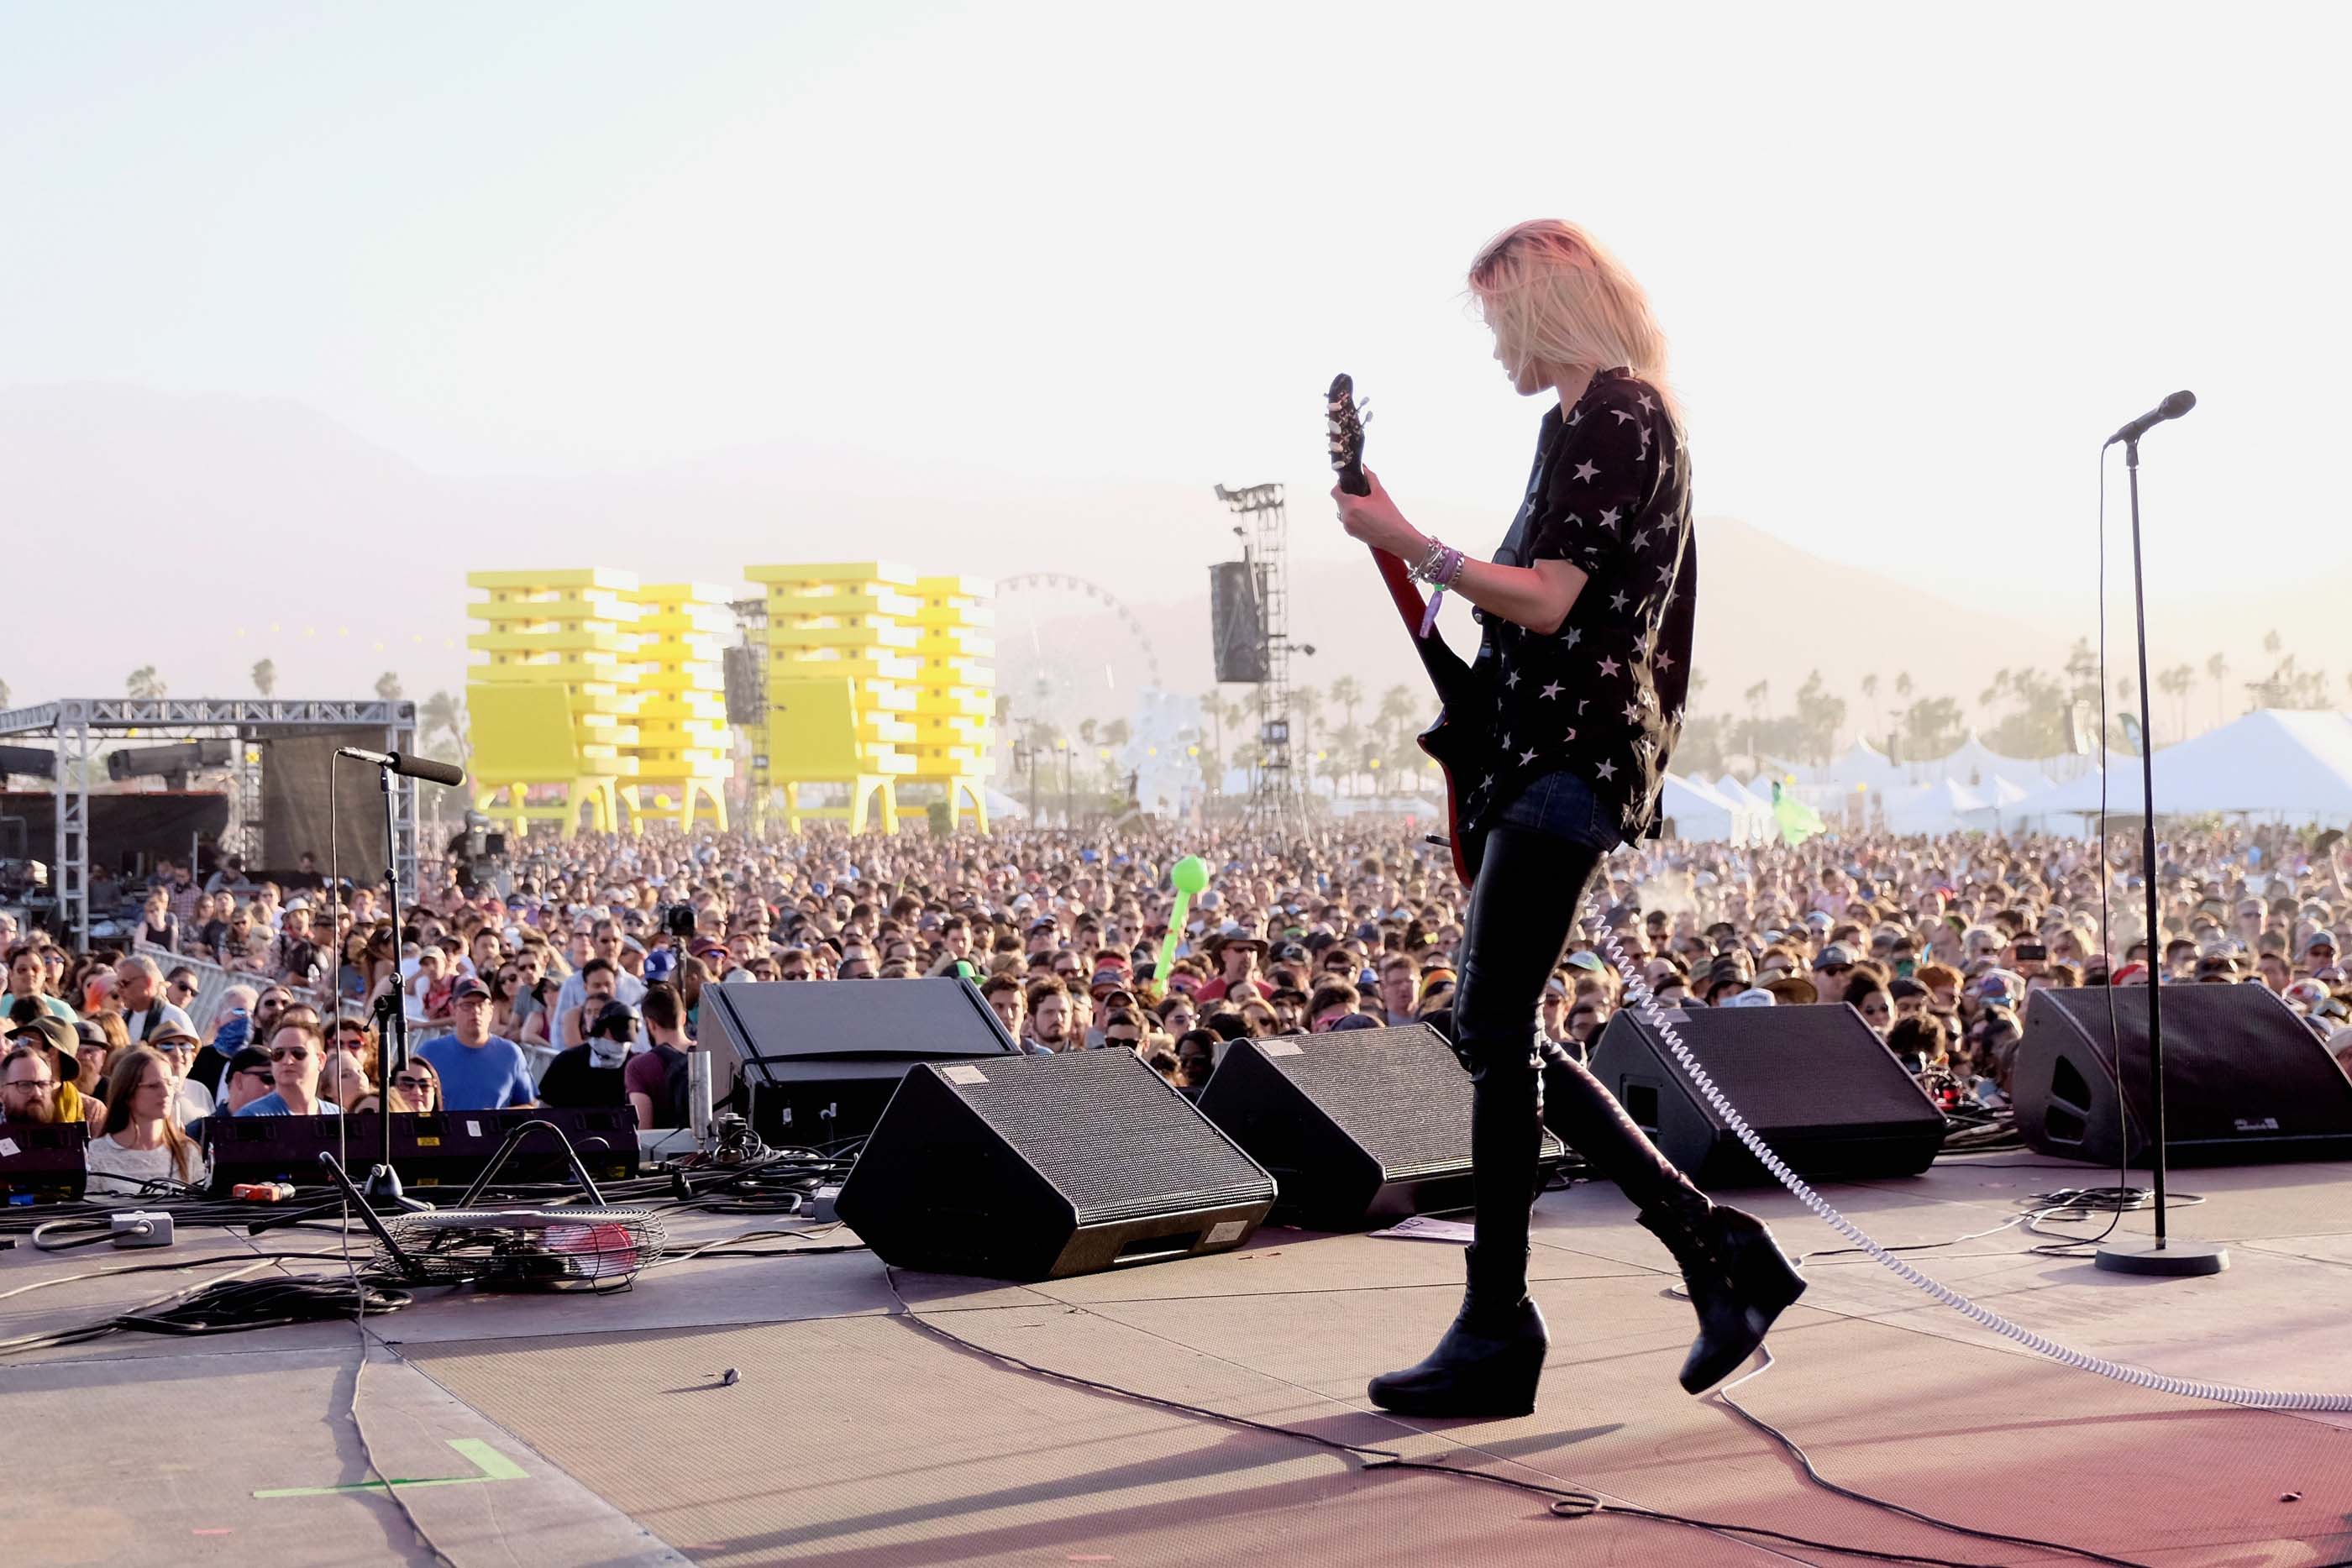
[1331,467,1420,558]
[1332,469,1589,638]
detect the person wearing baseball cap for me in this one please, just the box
[412,975,538,1111]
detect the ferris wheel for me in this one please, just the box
[993,574,1163,727]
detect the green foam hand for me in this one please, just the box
[1151,855,1210,999]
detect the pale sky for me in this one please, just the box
[4,1,2348,700]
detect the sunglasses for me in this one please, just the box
[268,1046,312,1062]
[391,1075,432,1092]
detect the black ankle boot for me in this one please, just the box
[1635,1193,1806,1396]
[1367,1244,1548,1418]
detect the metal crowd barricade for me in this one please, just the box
[136,942,335,1037]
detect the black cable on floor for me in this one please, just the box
[881,1267,2150,1568]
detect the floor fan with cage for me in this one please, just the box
[321,1120,666,1293]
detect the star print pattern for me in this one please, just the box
[1457,367,1698,855]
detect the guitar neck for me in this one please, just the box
[1368,545,1474,703]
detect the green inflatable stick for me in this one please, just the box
[1150,855,1210,999]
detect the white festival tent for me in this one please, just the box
[1923,731,2053,794]
[2010,709,2352,825]
[1709,774,1776,843]
[1657,774,1743,842]
[1811,737,1904,793]
[1956,773,2035,831]
[1880,777,1987,834]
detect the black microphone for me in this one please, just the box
[2105,390,2196,447]
[337,747,467,788]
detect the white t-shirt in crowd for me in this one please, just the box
[85,1135,210,1197]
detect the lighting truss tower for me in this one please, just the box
[1213,482,1300,828]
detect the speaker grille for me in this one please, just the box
[949,1051,1273,1222]
[1621,1007,1931,1130]
[1249,1029,1479,1177]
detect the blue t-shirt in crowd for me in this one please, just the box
[237,1092,341,1117]
[413,1033,538,1110]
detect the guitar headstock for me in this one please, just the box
[1326,373,1370,497]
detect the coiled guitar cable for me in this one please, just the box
[1586,896,2352,1411]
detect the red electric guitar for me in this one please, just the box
[1326,373,1493,885]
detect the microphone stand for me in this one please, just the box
[2095,433,2226,1277]
[363,760,428,1209]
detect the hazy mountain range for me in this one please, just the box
[3,385,2343,752]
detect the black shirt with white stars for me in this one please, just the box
[1458,366,1697,850]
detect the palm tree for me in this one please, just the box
[375,671,404,701]
[1742,679,1769,753]
[2206,652,2229,727]
[1198,687,1226,786]
[250,658,276,697]
[420,690,471,766]
[125,666,165,699]
[1375,685,1417,797]
[1328,675,1363,736]
[2157,663,2196,741]
[1220,696,1251,772]
[1291,684,1324,788]
[1332,721,1365,796]
[0,678,11,709]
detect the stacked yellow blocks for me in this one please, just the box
[627,582,734,831]
[910,575,994,831]
[747,562,922,833]
[464,563,994,837]
[465,568,643,836]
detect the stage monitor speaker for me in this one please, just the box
[1194,1025,1566,1229]
[0,1122,87,1203]
[836,1049,1276,1280]
[1207,560,1269,684]
[2011,983,2352,1167]
[200,1106,640,1195]
[699,977,1021,1146]
[1588,1004,1947,1187]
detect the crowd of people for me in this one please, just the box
[6,815,2350,1194]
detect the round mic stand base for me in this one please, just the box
[2095,1239,2229,1277]
[360,1160,432,1212]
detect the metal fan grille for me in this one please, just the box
[381,1208,668,1290]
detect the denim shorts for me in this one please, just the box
[1494,768,1622,852]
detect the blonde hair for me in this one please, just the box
[1467,219,1680,425]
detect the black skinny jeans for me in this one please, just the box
[1452,818,1701,1285]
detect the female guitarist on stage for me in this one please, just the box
[1331,219,1806,1418]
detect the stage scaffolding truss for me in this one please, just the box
[1214,482,1302,828]
[0,698,417,948]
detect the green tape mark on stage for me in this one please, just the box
[254,1438,528,1499]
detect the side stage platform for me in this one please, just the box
[3,1148,2348,1567]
